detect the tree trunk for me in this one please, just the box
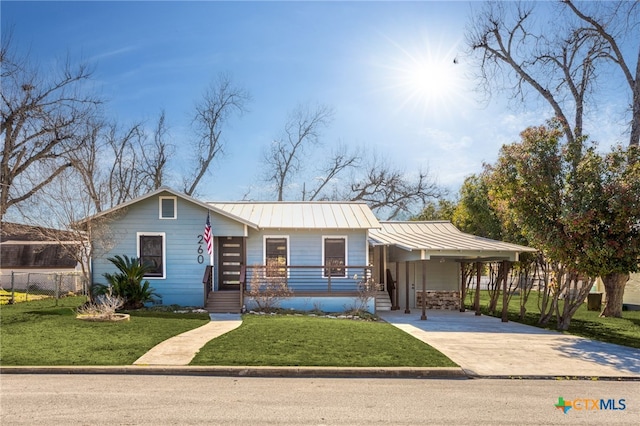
[600,272,629,318]
[519,304,526,321]
[557,315,572,331]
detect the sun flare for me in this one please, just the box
[403,58,458,101]
[379,36,467,118]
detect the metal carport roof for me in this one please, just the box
[369,221,537,261]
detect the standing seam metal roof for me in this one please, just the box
[369,221,537,253]
[208,202,381,230]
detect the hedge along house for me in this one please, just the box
[368,221,538,316]
[80,187,381,313]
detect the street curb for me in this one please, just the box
[465,373,640,381]
[0,365,468,379]
[3,367,638,380]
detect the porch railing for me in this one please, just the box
[202,265,213,299]
[241,265,373,294]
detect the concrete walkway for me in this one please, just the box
[4,310,639,379]
[379,310,640,378]
[133,314,242,366]
[129,310,640,378]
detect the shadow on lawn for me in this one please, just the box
[627,317,640,327]
[122,310,209,320]
[26,308,76,316]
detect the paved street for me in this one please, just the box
[1,374,638,425]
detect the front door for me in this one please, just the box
[218,237,244,290]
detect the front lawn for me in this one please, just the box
[1,298,457,367]
[0,297,210,365]
[465,290,640,349]
[191,314,457,367]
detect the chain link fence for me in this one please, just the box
[0,271,87,304]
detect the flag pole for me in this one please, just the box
[204,212,214,267]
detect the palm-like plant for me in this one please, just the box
[97,255,158,309]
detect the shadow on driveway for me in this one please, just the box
[379,310,640,377]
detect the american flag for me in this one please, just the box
[204,213,213,256]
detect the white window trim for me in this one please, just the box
[263,235,290,277]
[159,196,177,219]
[322,235,348,279]
[136,232,166,279]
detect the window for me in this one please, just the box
[137,233,165,278]
[159,196,177,219]
[323,237,347,278]
[264,237,288,277]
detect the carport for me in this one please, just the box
[369,221,538,320]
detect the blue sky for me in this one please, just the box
[1,1,632,202]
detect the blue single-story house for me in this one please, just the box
[79,187,537,313]
[80,187,380,313]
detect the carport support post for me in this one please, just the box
[501,260,510,322]
[420,260,427,320]
[404,261,410,314]
[460,262,466,312]
[474,262,481,316]
[393,261,400,310]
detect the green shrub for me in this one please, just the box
[95,255,158,310]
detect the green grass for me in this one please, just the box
[465,290,640,349]
[1,298,457,367]
[191,314,457,367]
[0,297,210,365]
[0,289,50,304]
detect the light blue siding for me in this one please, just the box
[92,190,373,307]
[244,296,375,313]
[92,191,244,306]
[246,229,368,264]
[245,228,369,292]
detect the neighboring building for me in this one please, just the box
[1,222,78,269]
[624,273,640,310]
[0,222,82,292]
[78,187,537,313]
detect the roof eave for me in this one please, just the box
[75,187,260,230]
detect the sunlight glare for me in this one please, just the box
[404,58,457,102]
[378,35,468,119]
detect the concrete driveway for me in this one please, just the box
[379,310,640,378]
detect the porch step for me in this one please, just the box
[206,291,242,314]
[375,291,392,312]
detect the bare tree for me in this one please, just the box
[263,103,334,201]
[14,170,124,301]
[106,121,146,206]
[258,103,441,217]
[303,143,360,201]
[139,109,170,190]
[562,0,640,148]
[344,155,442,220]
[69,111,172,212]
[466,0,640,148]
[0,35,101,220]
[16,110,171,298]
[69,118,108,213]
[183,74,250,196]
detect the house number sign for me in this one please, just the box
[196,234,205,264]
